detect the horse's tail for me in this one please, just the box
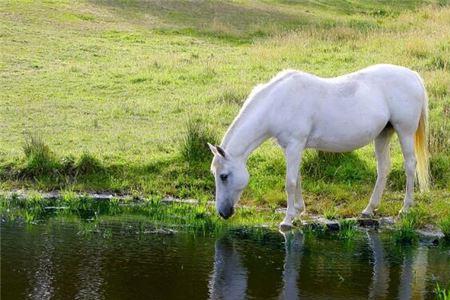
[414,73,430,192]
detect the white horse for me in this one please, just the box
[208,64,429,229]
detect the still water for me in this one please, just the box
[2,220,449,300]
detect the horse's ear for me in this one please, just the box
[207,143,227,159]
[208,143,217,155]
[215,145,227,159]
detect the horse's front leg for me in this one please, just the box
[280,143,304,230]
[294,171,306,215]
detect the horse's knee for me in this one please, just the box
[378,161,390,176]
[285,179,297,193]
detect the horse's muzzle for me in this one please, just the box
[218,206,234,219]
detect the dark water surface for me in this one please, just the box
[2,220,449,300]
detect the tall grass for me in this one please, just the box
[76,152,106,175]
[181,118,218,164]
[429,104,450,155]
[18,135,108,183]
[22,135,59,177]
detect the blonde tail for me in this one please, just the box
[414,75,430,192]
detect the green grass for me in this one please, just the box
[435,283,450,300]
[439,215,450,240]
[0,193,280,235]
[393,207,428,243]
[338,218,358,240]
[0,0,449,225]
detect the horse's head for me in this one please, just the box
[208,143,249,219]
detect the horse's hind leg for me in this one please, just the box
[397,132,417,214]
[362,127,394,217]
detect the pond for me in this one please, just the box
[2,219,449,300]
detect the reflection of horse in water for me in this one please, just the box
[398,246,429,300]
[208,237,247,300]
[279,231,304,300]
[367,231,429,300]
[367,231,390,299]
[208,232,304,300]
[209,232,432,299]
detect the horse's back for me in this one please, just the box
[289,64,425,152]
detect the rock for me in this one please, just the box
[356,218,379,228]
[161,197,199,204]
[416,229,444,240]
[302,216,340,230]
[379,217,395,227]
[90,193,114,200]
[144,228,177,235]
[44,206,69,210]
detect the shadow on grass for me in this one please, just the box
[302,151,373,184]
[91,0,312,43]
[87,0,425,43]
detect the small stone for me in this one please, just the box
[416,229,444,240]
[356,218,379,228]
[316,217,340,230]
[145,228,177,235]
[379,217,395,227]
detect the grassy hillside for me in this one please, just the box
[0,0,449,222]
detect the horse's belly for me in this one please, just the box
[306,111,389,152]
[306,131,380,152]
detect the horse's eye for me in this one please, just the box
[220,174,228,181]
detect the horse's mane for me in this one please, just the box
[221,69,299,147]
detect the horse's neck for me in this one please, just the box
[221,109,270,160]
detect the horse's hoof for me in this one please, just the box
[279,222,293,232]
[360,212,373,219]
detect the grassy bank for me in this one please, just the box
[1,1,449,223]
[0,193,280,235]
[2,193,449,244]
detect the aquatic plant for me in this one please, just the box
[0,194,279,236]
[338,219,358,240]
[434,282,450,300]
[302,223,328,239]
[393,208,425,244]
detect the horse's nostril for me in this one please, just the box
[218,206,234,220]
